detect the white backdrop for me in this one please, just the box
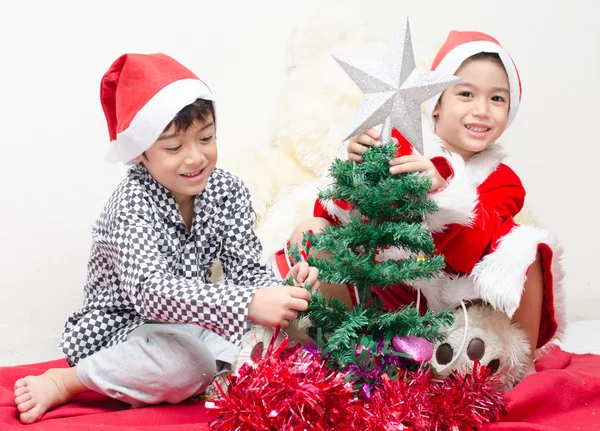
[1,0,598,365]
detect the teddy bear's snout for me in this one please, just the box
[435,338,500,375]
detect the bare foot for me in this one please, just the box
[14,367,88,424]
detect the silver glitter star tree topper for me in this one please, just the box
[333,18,460,154]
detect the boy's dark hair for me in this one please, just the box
[464,52,503,67]
[164,98,216,134]
[142,98,215,160]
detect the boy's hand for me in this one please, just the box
[347,128,385,163]
[389,155,446,192]
[248,285,311,328]
[287,261,320,291]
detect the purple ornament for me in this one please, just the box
[392,335,433,363]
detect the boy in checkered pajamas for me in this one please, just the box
[13,53,317,424]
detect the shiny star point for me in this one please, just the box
[333,18,461,154]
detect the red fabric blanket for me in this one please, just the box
[2,347,599,430]
[483,347,600,431]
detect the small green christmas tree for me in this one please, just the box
[285,141,453,391]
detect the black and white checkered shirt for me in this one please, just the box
[59,164,280,366]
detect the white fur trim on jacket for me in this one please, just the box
[472,225,566,332]
[424,150,478,233]
[319,197,360,224]
[422,133,507,233]
[374,246,416,262]
[463,144,507,187]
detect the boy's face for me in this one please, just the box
[133,115,217,204]
[432,58,510,160]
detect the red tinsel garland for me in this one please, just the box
[208,338,361,430]
[360,363,505,430]
[208,340,504,431]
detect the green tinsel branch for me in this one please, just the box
[311,217,438,257]
[306,254,445,300]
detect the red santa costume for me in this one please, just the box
[275,31,565,351]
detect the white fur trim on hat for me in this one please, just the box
[424,41,521,128]
[105,78,213,164]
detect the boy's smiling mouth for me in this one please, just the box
[181,167,206,181]
[465,123,491,136]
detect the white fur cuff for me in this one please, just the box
[424,152,478,233]
[472,225,566,323]
[319,197,359,224]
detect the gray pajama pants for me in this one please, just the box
[76,322,239,405]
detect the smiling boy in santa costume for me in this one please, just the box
[13,53,319,424]
[280,30,565,378]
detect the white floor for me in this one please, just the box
[557,319,600,355]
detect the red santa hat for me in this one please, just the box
[101,53,213,163]
[424,31,522,128]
